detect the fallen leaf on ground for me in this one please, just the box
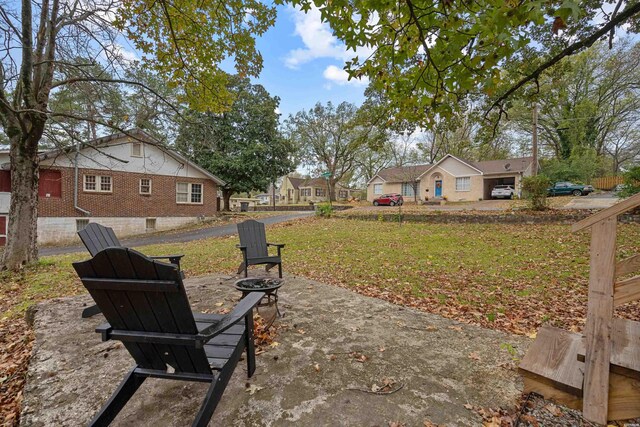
[520,414,539,426]
[245,384,263,395]
[543,403,562,416]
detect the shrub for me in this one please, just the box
[522,175,551,210]
[618,166,640,198]
[541,149,609,184]
[315,203,334,218]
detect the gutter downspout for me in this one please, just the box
[74,142,91,216]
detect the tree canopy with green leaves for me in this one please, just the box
[0,0,275,269]
[505,40,640,171]
[284,101,387,199]
[176,76,296,210]
[283,0,640,126]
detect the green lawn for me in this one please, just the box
[3,216,638,335]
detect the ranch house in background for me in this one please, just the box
[367,155,535,202]
[0,129,224,245]
[278,175,358,204]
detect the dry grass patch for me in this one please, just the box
[1,216,638,424]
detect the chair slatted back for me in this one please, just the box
[238,220,268,259]
[73,248,211,375]
[78,223,121,256]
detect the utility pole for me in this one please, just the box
[271,179,276,211]
[532,103,538,176]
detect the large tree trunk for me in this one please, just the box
[2,131,40,270]
[222,189,232,212]
[329,182,336,202]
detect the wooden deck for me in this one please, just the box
[519,324,640,421]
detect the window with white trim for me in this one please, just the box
[455,177,471,191]
[315,188,325,197]
[176,182,203,204]
[131,142,143,157]
[139,178,152,195]
[301,188,311,197]
[401,182,416,197]
[373,183,383,194]
[339,190,348,198]
[84,175,112,193]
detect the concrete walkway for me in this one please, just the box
[561,193,619,210]
[21,273,529,426]
[40,212,313,256]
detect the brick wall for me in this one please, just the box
[39,167,218,217]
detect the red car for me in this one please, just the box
[373,193,404,206]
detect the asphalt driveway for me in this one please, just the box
[40,212,314,256]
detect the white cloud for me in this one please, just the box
[284,5,373,70]
[100,42,138,64]
[322,65,368,86]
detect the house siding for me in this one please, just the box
[420,166,483,201]
[280,175,355,204]
[279,177,300,204]
[37,216,204,245]
[367,177,385,202]
[39,166,217,217]
[436,156,482,177]
[369,156,533,202]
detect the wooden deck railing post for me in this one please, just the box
[582,216,617,424]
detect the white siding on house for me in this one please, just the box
[437,156,482,177]
[42,140,210,179]
[37,216,213,245]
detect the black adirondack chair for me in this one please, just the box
[78,222,184,318]
[73,247,264,427]
[78,222,184,266]
[236,220,285,278]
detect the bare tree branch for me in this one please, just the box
[485,2,640,118]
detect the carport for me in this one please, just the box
[483,176,516,199]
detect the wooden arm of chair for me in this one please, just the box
[267,242,284,257]
[96,322,201,346]
[148,254,184,268]
[266,243,285,248]
[195,292,264,348]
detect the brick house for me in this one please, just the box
[0,130,225,245]
[367,155,534,202]
[278,175,357,204]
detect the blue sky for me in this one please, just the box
[250,5,370,119]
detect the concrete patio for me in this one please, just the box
[20,273,530,426]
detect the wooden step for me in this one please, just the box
[519,325,584,397]
[520,324,640,421]
[577,318,640,381]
